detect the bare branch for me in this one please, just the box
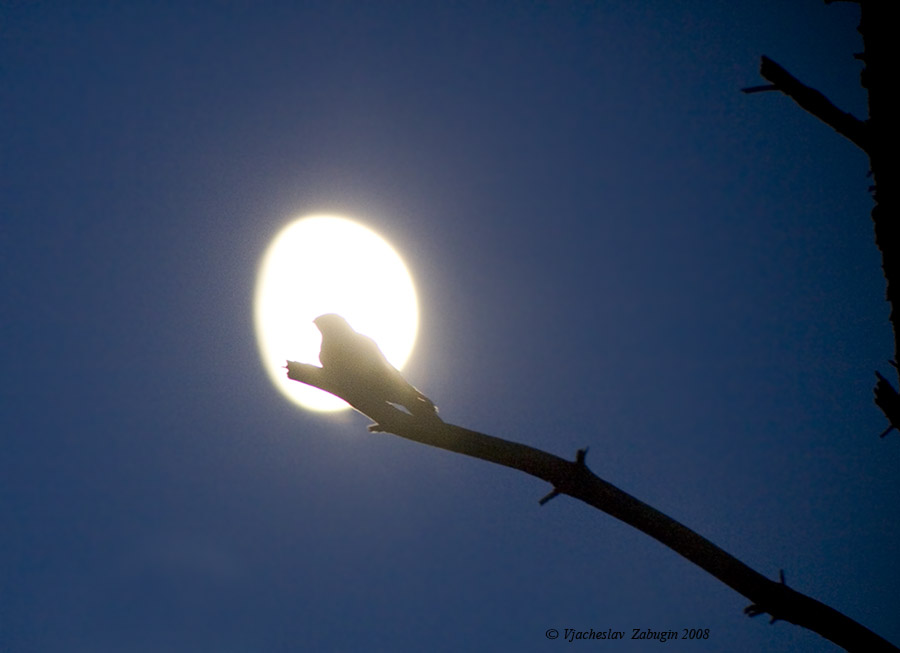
[287,362,899,653]
[741,84,778,94]
[757,55,869,151]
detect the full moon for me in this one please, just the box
[254,215,420,411]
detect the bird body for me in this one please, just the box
[313,314,437,418]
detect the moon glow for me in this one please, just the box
[254,215,420,412]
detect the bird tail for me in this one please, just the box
[408,391,438,418]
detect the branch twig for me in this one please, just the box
[757,55,869,151]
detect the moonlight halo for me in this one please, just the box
[254,215,420,412]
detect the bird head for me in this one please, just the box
[313,313,354,335]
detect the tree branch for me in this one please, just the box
[286,361,899,652]
[749,23,900,418]
[757,55,869,151]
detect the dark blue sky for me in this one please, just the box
[2,1,897,651]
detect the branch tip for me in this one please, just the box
[538,488,561,506]
[741,84,778,94]
[575,447,589,466]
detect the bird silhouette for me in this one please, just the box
[313,313,438,418]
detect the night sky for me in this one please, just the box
[2,1,898,651]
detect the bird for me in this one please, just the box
[313,313,438,418]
